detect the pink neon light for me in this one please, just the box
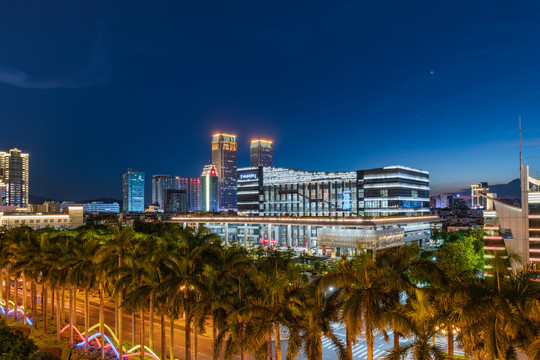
[484,226,500,230]
[485,246,505,251]
[530,249,540,253]
[530,238,540,241]
[485,236,503,240]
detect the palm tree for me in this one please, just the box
[384,289,444,360]
[287,279,346,360]
[162,226,221,360]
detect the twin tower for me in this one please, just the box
[202,134,273,212]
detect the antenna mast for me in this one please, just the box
[519,116,522,168]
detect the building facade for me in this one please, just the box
[164,189,188,213]
[237,165,430,218]
[211,133,237,209]
[152,175,175,211]
[60,202,120,213]
[250,139,273,167]
[123,169,145,212]
[0,206,83,230]
[475,164,540,269]
[0,148,29,208]
[201,165,219,212]
[174,177,202,212]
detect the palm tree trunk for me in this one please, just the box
[447,328,454,360]
[69,287,74,346]
[22,273,27,313]
[14,275,18,321]
[161,311,166,360]
[149,300,154,350]
[41,283,45,316]
[274,322,282,360]
[169,317,175,360]
[318,336,323,360]
[194,321,198,360]
[56,288,61,340]
[267,334,273,360]
[0,267,3,299]
[100,285,105,359]
[346,328,353,360]
[393,331,399,352]
[43,285,48,334]
[73,288,77,331]
[366,323,374,360]
[141,309,145,360]
[85,290,89,354]
[185,288,192,360]
[32,282,37,329]
[132,312,136,348]
[118,292,123,360]
[51,285,55,318]
[61,286,65,324]
[5,267,10,310]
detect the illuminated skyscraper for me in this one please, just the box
[123,169,145,212]
[0,148,29,208]
[152,175,175,211]
[201,165,219,212]
[211,133,237,209]
[250,139,273,167]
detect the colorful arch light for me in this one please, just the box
[0,297,34,325]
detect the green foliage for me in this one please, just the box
[436,234,483,278]
[0,319,40,360]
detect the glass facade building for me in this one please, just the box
[250,139,273,167]
[201,165,219,212]
[212,133,237,209]
[237,165,430,218]
[122,169,145,212]
[0,148,29,208]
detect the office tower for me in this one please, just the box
[250,139,273,167]
[174,177,202,212]
[0,148,30,208]
[164,189,188,213]
[201,165,219,212]
[211,133,237,209]
[152,175,175,211]
[122,169,145,212]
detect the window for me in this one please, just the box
[36,220,40,223]
[14,220,19,224]
[30,219,34,223]
[44,219,48,223]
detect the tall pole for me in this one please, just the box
[519,116,522,169]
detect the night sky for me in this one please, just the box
[1,1,540,202]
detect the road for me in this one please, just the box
[7,284,464,360]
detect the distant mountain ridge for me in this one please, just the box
[455,178,521,199]
[30,195,121,205]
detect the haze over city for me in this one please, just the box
[1,1,540,200]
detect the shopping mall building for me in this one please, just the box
[170,165,437,256]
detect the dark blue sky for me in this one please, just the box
[1,1,540,201]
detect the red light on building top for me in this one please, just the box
[211,169,216,176]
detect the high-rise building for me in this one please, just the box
[211,133,237,209]
[174,177,202,212]
[0,148,29,208]
[123,169,145,212]
[164,189,188,213]
[201,165,219,212]
[250,139,273,167]
[152,175,175,211]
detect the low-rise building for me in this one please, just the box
[0,206,83,230]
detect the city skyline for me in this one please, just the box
[1,1,540,201]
